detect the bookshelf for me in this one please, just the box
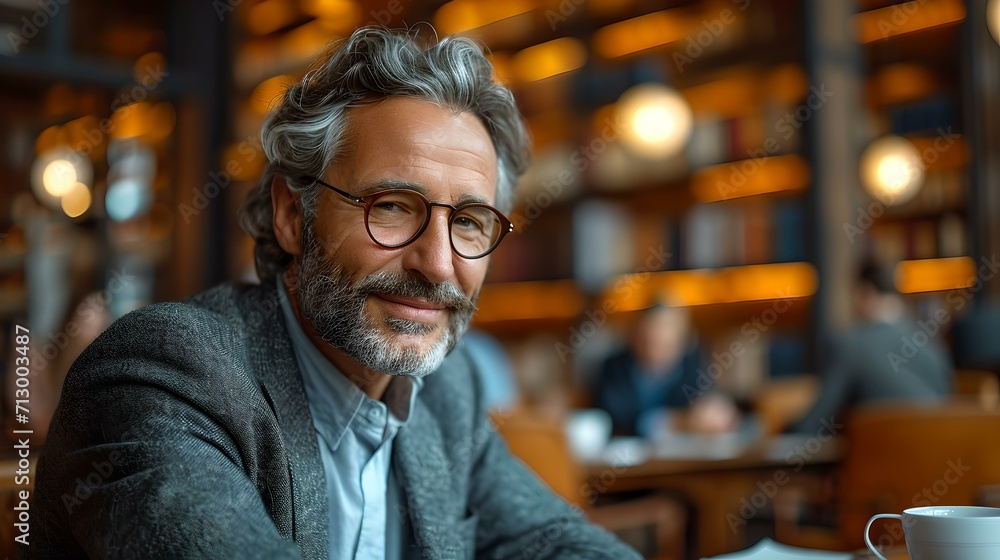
[469,0,817,398]
[853,0,974,314]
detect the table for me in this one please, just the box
[583,433,843,557]
[851,552,909,560]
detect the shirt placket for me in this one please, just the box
[356,400,393,559]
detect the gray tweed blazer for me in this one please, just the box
[24,282,639,559]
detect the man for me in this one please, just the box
[594,304,738,437]
[789,259,952,434]
[28,27,639,559]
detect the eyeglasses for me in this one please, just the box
[309,177,514,259]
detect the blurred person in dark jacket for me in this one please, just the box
[594,303,739,437]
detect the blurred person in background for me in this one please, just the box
[461,328,518,411]
[789,259,952,434]
[7,194,108,442]
[594,303,739,437]
[29,27,639,559]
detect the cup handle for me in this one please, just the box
[864,513,903,560]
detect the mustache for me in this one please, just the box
[353,271,477,313]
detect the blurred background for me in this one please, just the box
[1,0,1000,558]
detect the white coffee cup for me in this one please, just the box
[864,506,1000,560]
[565,409,612,461]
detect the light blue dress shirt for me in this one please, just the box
[278,280,420,559]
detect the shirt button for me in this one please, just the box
[369,407,383,420]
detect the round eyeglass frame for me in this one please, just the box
[308,177,514,259]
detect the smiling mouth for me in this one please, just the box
[372,293,448,323]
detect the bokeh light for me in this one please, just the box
[106,178,153,222]
[988,0,1000,45]
[60,182,92,218]
[616,83,693,158]
[860,135,925,205]
[42,159,78,197]
[31,147,94,210]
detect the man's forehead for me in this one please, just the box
[343,98,495,155]
[334,97,499,196]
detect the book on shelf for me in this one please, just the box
[742,198,773,264]
[869,213,967,262]
[572,199,634,293]
[681,198,803,269]
[683,203,728,269]
[771,199,806,263]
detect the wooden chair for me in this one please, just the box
[837,401,1000,549]
[754,375,819,435]
[489,408,584,507]
[774,400,1000,552]
[491,408,687,560]
[953,369,1000,409]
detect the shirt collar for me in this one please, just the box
[276,278,421,451]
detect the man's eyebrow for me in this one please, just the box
[455,193,491,206]
[358,180,493,207]
[357,179,427,196]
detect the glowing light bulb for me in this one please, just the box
[32,147,94,211]
[617,83,693,158]
[60,182,92,218]
[42,159,78,197]
[860,135,925,205]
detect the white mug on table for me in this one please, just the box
[864,506,1000,560]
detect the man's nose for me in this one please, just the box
[401,209,456,284]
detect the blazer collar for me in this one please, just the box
[241,282,329,560]
[393,360,471,559]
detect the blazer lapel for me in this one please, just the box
[241,283,328,560]
[394,398,469,560]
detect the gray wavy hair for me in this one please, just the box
[239,26,531,282]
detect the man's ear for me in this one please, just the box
[272,174,303,256]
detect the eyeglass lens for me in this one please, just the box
[366,191,504,258]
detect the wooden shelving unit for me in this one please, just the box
[853,0,974,302]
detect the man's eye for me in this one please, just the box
[454,216,485,232]
[373,201,401,212]
[372,198,417,214]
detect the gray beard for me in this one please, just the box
[294,224,477,377]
